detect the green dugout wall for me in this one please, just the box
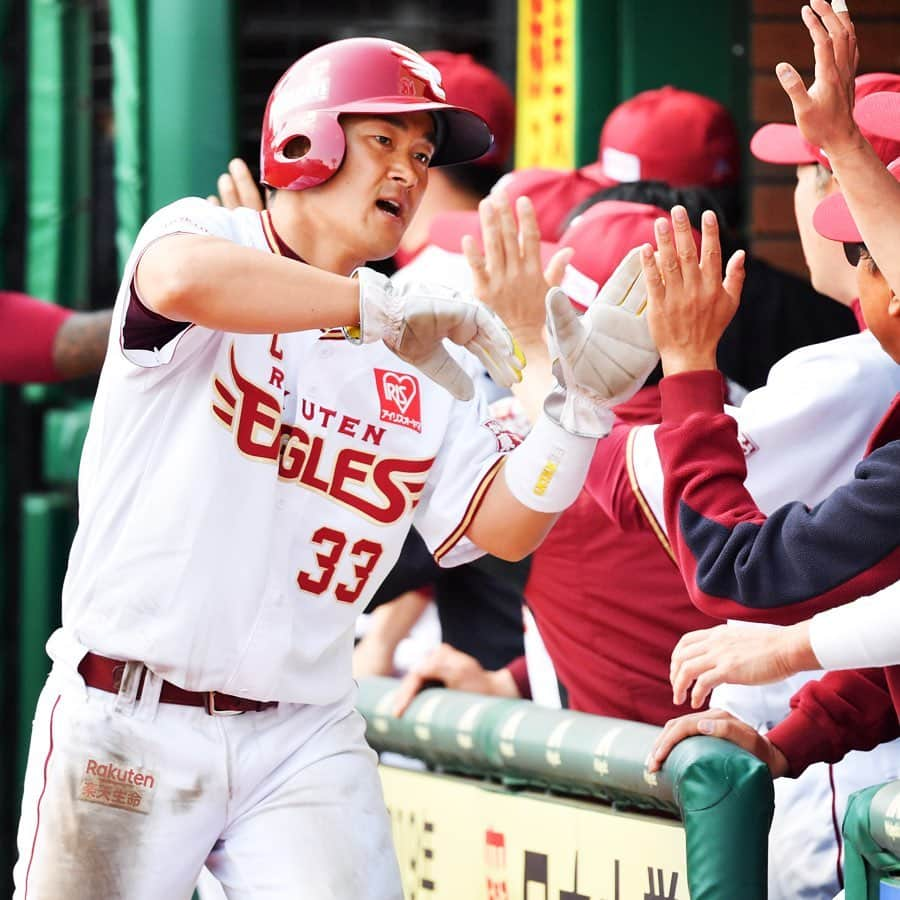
[516,0,748,170]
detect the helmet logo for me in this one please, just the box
[390,46,446,101]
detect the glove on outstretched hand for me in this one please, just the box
[346,267,525,401]
[543,247,659,437]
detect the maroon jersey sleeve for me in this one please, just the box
[767,667,900,775]
[655,370,900,623]
[0,291,73,383]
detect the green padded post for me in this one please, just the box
[109,0,146,271]
[574,0,618,167]
[17,493,76,791]
[844,781,900,900]
[145,0,236,213]
[357,677,772,898]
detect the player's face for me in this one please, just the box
[856,251,900,363]
[319,112,436,261]
[794,164,855,301]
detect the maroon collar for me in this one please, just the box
[260,210,305,262]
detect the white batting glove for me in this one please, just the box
[345,267,525,401]
[543,248,659,437]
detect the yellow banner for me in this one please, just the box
[382,765,688,899]
[515,0,577,169]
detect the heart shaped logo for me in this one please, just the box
[374,369,422,433]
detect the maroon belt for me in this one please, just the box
[78,652,277,716]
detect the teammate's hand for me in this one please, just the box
[542,247,659,437]
[463,192,573,346]
[669,622,820,710]
[392,643,520,717]
[348,268,525,401]
[208,158,264,211]
[648,708,790,777]
[642,207,745,377]
[775,0,862,158]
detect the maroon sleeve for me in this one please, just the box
[767,667,900,776]
[655,370,900,623]
[0,291,73,383]
[504,655,532,700]
[582,424,651,531]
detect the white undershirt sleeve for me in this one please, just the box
[809,581,900,670]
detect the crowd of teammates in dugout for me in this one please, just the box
[2,0,900,897]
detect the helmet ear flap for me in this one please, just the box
[264,111,347,191]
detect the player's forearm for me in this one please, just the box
[137,234,360,333]
[510,334,555,425]
[53,310,113,379]
[465,471,559,560]
[826,135,900,297]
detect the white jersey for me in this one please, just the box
[49,198,515,704]
[630,328,900,524]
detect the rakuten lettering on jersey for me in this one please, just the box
[374,368,422,432]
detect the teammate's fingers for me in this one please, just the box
[462,234,489,294]
[690,669,722,710]
[544,247,574,288]
[648,709,733,772]
[699,210,724,290]
[217,173,240,209]
[670,653,711,707]
[516,196,542,272]
[207,195,222,206]
[392,670,427,716]
[492,191,521,271]
[671,206,700,294]
[654,216,683,293]
[723,249,747,303]
[640,244,666,309]
[810,0,849,57]
[775,63,812,117]
[479,197,505,275]
[802,3,841,87]
[228,158,263,211]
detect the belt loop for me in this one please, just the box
[113,661,143,716]
[135,668,163,722]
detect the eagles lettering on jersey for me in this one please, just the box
[212,341,435,525]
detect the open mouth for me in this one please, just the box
[376,199,402,219]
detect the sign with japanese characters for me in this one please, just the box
[515,0,576,168]
[382,765,687,899]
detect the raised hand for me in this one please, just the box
[543,248,659,437]
[775,0,861,156]
[462,192,572,346]
[208,158,265,211]
[642,207,745,377]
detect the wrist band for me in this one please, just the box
[503,414,597,513]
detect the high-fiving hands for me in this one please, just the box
[641,206,745,377]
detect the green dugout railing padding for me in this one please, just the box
[358,677,774,899]
[843,780,900,900]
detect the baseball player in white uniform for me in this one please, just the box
[14,37,658,899]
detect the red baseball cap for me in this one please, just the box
[587,86,741,188]
[751,73,900,170]
[426,209,560,266]
[855,91,900,142]
[813,156,900,243]
[556,200,700,309]
[490,167,616,241]
[423,51,515,168]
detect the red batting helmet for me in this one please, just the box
[260,37,494,191]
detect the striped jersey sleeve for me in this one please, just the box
[654,370,900,624]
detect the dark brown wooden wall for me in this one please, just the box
[750,1,900,277]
